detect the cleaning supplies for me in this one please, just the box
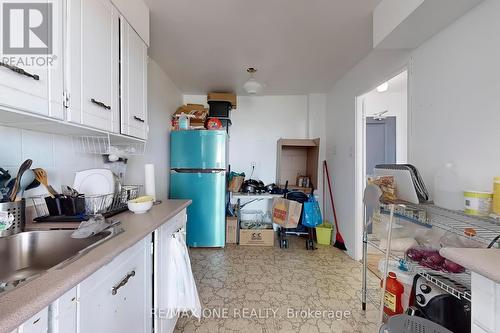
[382,272,404,316]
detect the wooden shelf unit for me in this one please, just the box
[276,138,320,190]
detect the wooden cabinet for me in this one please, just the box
[66,0,120,132]
[0,1,64,120]
[276,138,320,191]
[120,19,148,140]
[154,211,187,333]
[79,236,152,333]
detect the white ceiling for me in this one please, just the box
[144,0,382,95]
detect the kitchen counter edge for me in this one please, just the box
[0,199,191,333]
[440,247,500,283]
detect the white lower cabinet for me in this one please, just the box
[50,287,78,333]
[472,272,500,333]
[79,236,152,333]
[16,308,49,333]
[13,209,189,333]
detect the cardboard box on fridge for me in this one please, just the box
[207,93,237,109]
[272,197,302,229]
[174,104,208,121]
[226,217,238,244]
[239,228,274,246]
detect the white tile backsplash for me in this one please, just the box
[0,125,104,198]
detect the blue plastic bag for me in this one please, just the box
[302,195,322,228]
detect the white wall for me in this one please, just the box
[326,0,500,259]
[125,60,182,200]
[0,127,104,199]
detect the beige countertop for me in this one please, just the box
[440,247,500,283]
[0,199,191,333]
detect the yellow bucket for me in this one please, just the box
[315,223,333,245]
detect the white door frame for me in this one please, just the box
[353,64,411,261]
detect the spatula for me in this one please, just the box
[33,168,58,197]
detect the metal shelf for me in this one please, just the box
[423,204,500,247]
[367,235,472,301]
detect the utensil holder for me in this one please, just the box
[0,199,25,237]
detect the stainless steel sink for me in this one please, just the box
[0,226,123,293]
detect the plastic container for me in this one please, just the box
[464,190,492,216]
[433,163,462,210]
[315,223,333,245]
[178,113,190,130]
[381,272,404,316]
[493,177,500,215]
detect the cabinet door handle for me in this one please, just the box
[91,98,111,110]
[133,116,145,123]
[111,270,135,295]
[0,61,39,80]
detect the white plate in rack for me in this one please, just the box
[73,169,115,211]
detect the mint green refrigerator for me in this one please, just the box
[169,130,226,247]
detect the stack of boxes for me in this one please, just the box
[207,93,236,133]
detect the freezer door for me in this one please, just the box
[170,130,226,169]
[169,171,226,247]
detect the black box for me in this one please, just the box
[208,101,232,117]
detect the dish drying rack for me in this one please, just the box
[31,185,141,222]
[361,195,500,314]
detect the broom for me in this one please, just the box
[324,160,347,251]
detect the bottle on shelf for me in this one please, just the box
[382,272,404,316]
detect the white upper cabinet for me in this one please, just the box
[120,19,148,140]
[66,0,120,133]
[0,0,64,120]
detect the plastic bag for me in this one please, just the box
[302,195,322,228]
[163,229,202,319]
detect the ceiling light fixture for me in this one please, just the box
[243,67,263,95]
[376,82,389,93]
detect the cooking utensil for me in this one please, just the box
[33,168,58,197]
[16,169,35,200]
[0,168,11,189]
[9,159,32,202]
[25,179,41,191]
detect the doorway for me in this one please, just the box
[366,116,397,175]
[353,69,409,260]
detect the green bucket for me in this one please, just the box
[315,222,333,245]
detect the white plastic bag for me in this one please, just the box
[164,229,202,319]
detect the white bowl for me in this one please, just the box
[127,199,153,214]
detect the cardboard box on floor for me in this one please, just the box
[226,217,238,244]
[239,228,274,246]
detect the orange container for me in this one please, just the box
[381,272,404,316]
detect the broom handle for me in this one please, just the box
[324,160,340,230]
[322,161,326,218]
